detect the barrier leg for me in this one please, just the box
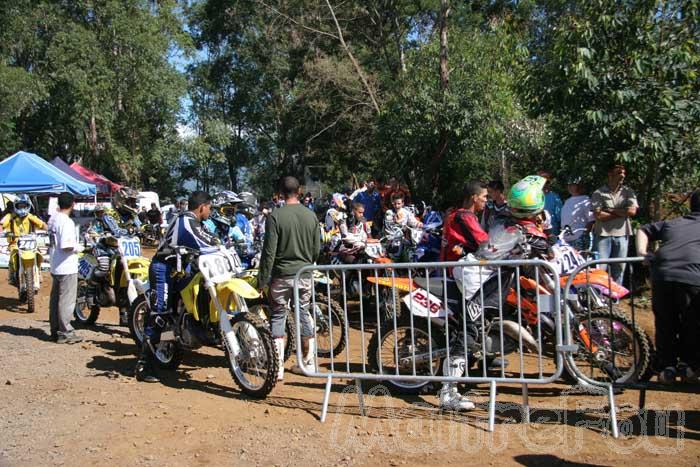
[488,380,497,432]
[608,385,619,438]
[521,384,530,424]
[639,388,646,410]
[320,375,333,423]
[355,378,366,417]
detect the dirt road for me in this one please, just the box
[1,268,699,466]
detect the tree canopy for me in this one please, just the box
[0,0,697,214]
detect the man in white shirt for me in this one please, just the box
[560,176,595,251]
[47,192,82,344]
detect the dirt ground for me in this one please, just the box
[1,265,699,467]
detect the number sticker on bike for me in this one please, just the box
[18,237,36,250]
[553,243,585,275]
[118,237,141,258]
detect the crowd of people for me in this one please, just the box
[1,166,698,407]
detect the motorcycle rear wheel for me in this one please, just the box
[73,280,100,325]
[367,312,444,394]
[128,294,149,346]
[224,313,278,398]
[152,339,184,370]
[309,292,346,358]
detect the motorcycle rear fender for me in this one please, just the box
[501,320,539,353]
[563,269,629,299]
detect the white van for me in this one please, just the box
[137,191,160,210]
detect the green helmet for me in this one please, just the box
[508,175,547,219]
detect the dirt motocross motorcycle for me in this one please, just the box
[366,226,652,393]
[3,233,48,313]
[74,234,150,326]
[129,245,279,398]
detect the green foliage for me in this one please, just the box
[0,0,696,215]
[524,0,700,214]
[0,0,188,191]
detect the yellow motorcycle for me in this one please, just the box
[128,245,279,398]
[75,234,150,326]
[3,233,47,313]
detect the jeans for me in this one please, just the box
[594,235,629,285]
[269,276,314,338]
[49,273,77,337]
[651,281,700,369]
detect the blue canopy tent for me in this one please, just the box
[0,151,96,196]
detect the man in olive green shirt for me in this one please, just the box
[258,176,321,380]
[591,163,638,285]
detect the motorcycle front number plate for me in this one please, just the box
[119,237,142,258]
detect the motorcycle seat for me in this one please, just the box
[413,277,447,297]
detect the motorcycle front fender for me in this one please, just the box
[20,250,36,264]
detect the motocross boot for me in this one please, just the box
[302,337,318,372]
[438,357,475,411]
[135,340,159,383]
[293,336,318,374]
[274,337,285,381]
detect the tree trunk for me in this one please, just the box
[325,0,381,114]
[429,0,450,199]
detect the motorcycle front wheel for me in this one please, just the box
[224,313,278,398]
[23,266,35,313]
[367,313,444,394]
[566,309,651,384]
[73,280,100,325]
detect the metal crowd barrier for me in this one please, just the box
[561,256,659,439]
[292,259,566,432]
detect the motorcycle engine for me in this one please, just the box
[178,314,204,349]
[483,327,519,356]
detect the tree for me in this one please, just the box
[524,0,700,217]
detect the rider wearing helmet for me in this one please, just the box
[113,187,141,229]
[203,191,245,245]
[235,203,256,247]
[88,205,125,237]
[439,177,553,412]
[0,195,48,285]
[506,175,555,249]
